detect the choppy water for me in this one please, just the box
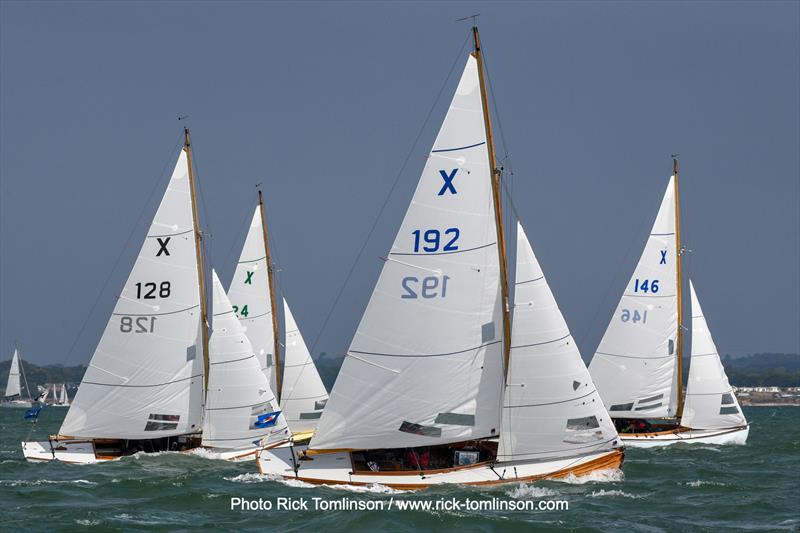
[1,407,798,531]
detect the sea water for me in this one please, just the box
[1,407,798,531]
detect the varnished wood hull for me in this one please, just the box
[256,445,624,490]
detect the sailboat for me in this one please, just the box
[1,347,32,408]
[588,160,748,446]
[255,26,623,488]
[226,193,329,442]
[23,129,212,463]
[51,384,70,407]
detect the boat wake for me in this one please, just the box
[588,489,643,499]
[505,484,559,498]
[557,468,624,485]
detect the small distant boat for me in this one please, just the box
[226,193,329,443]
[589,160,748,447]
[256,25,622,488]
[50,384,70,407]
[1,346,33,408]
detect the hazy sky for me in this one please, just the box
[1,1,798,366]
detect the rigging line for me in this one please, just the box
[306,30,473,358]
[59,132,185,365]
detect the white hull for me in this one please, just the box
[256,444,624,489]
[619,425,749,448]
[1,399,32,408]
[21,438,283,464]
[22,439,107,464]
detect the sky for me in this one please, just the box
[1,1,798,366]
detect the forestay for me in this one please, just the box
[5,349,21,397]
[279,299,329,435]
[202,272,289,450]
[227,207,278,393]
[499,224,618,461]
[589,177,679,419]
[60,150,206,439]
[681,281,746,430]
[310,55,503,451]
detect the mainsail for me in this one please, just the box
[310,55,503,451]
[202,271,289,450]
[227,206,279,393]
[5,349,21,397]
[589,176,680,419]
[280,298,329,435]
[681,281,746,430]
[498,223,618,461]
[60,148,206,439]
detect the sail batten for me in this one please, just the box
[589,177,680,419]
[310,55,504,452]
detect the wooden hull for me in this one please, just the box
[256,444,624,490]
[619,425,749,448]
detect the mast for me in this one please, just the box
[472,25,512,379]
[184,127,210,393]
[674,157,684,419]
[258,189,282,401]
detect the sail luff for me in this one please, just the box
[184,127,210,396]
[673,158,684,419]
[472,25,511,381]
[258,190,282,402]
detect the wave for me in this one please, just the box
[684,480,727,487]
[326,483,409,494]
[1,478,97,487]
[506,484,558,498]
[556,468,624,485]
[588,489,643,499]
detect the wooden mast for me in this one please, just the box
[673,157,684,419]
[184,127,210,393]
[472,25,512,379]
[258,189,282,401]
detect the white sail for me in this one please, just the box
[5,349,21,397]
[227,207,278,393]
[280,298,329,435]
[202,271,289,450]
[60,149,206,439]
[681,281,746,430]
[499,224,619,461]
[311,55,503,451]
[589,177,679,419]
[59,384,70,406]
